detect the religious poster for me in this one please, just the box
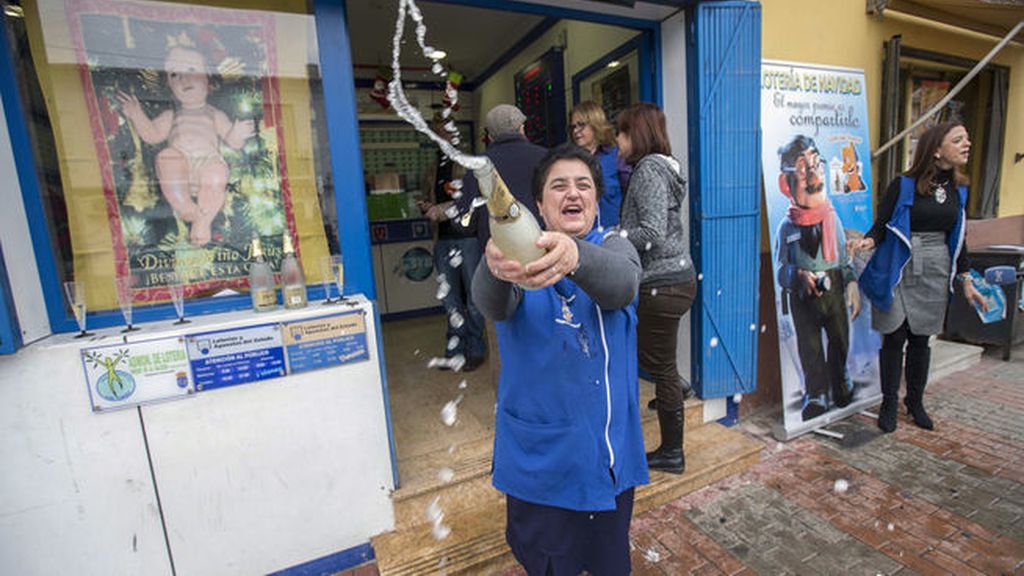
[760,61,882,439]
[65,0,296,303]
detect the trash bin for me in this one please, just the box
[943,247,1024,360]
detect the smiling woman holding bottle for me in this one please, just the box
[472,144,647,575]
[852,121,987,434]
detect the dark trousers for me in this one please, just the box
[789,268,850,402]
[506,488,635,576]
[434,237,486,362]
[638,281,696,411]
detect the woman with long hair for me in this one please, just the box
[852,121,987,433]
[616,102,696,475]
[569,101,631,228]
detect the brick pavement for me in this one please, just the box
[339,346,1024,575]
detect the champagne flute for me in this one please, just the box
[331,254,347,304]
[114,275,139,333]
[63,280,93,338]
[319,254,336,304]
[169,272,189,325]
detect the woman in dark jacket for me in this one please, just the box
[616,103,697,474]
[851,121,987,433]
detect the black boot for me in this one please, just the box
[647,409,684,474]
[648,381,694,410]
[903,345,934,430]
[877,345,902,433]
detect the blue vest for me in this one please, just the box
[492,229,649,511]
[596,146,623,229]
[859,176,967,311]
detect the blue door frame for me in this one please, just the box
[0,243,20,354]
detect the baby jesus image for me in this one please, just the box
[118,43,255,246]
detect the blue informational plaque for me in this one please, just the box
[283,312,369,374]
[186,324,286,391]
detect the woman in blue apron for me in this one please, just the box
[473,144,647,575]
[569,100,631,229]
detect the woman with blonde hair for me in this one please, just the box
[569,101,630,228]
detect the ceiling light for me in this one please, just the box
[4,5,25,17]
[606,60,621,69]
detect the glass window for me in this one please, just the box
[4,0,337,324]
[898,56,1008,219]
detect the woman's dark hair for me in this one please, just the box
[531,143,605,203]
[904,121,969,196]
[615,102,671,164]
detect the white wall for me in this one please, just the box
[0,297,395,575]
[661,10,693,386]
[0,92,50,345]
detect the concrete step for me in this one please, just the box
[388,397,703,531]
[372,418,763,575]
[932,338,985,382]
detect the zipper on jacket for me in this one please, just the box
[595,304,615,470]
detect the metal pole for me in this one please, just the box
[872,19,1024,159]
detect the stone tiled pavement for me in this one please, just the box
[342,345,1024,575]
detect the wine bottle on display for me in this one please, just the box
[281,231,307,309]
[249,236,278,312]
[473,160,545,266]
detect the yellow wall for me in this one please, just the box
[472,20,639,143]
[762,0,1024,218]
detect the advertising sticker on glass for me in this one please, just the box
[65,0,297,303]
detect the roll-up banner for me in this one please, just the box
[760,61,881,440]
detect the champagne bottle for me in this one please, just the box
[281,232,307,309]
[473,160,545,265]
[249,236,278,312]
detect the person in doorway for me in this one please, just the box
[418,144,486,371]
[616,102,696,475]
[118,41,255,246]
[851,122,987,433]
[454,104,547,248]
[472,144,647,575]
[569,101,631,229]
[456,104,547,385]
[774,135,861,422]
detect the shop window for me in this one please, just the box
[4,0,338,329]
[880,39,1008,219]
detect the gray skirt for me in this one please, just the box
[872,232,951,336]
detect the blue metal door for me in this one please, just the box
[0,244,21,354]
[687,1,761,398]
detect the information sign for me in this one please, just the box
[81,336,192,412]
[283,312,369,374]
[186,324,286,391]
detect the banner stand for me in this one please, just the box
[771,396,881,441]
